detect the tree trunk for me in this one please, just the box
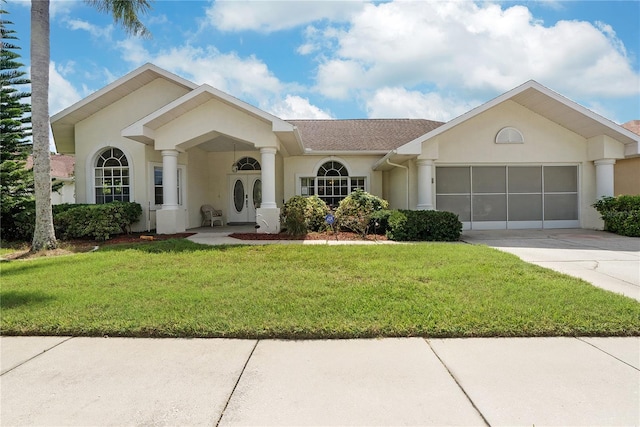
[30,0,57,251]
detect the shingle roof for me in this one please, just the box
[26,154,75,179]
[622,120,640,136]
[287,119,444,152]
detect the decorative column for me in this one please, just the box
[260,147,277,209]
[161,150,179,210]
[594,159,616,200]
[416,159,434,210]
[256,147,280,233]
[156,149,185,234]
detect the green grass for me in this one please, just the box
[2,239,639,338]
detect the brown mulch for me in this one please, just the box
[229,231,387,241]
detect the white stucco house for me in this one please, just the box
[51,63,639,234]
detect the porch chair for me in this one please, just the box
[201,204,224,227]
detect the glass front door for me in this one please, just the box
[228,174,261,223]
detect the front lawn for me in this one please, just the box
[2,240,639,338]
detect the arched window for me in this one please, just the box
[94,147,130,203]
[299,160,365,208]
[235,156,261,171]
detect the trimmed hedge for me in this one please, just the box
[1,201,142,242]
[281,195,330,236]
[593,195,640,237]
[387,210,462,241]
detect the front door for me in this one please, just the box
[228,174,261,223]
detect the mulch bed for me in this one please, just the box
[229,231,387,241]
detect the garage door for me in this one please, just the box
[435,166,579,230]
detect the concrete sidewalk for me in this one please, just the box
[1,336,638,426]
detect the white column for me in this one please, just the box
[594,159,616,199]
[156,149,185,235]
[416,159,434,210]
[161,150,179,209]
[260,147,277,209]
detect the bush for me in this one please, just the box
[55,201,142,241]
[1,199,35,242]
[593,195,640,237]
[335,190,389,237]
[1,201,142,242]
[370,209,392,235]
[386,210,462,241]
[281,195,330,236]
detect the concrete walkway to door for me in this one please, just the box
[461,229,640,302]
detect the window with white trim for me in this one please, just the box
[299,161,366,208]
[95,147,130,203]
[151,165,184,208]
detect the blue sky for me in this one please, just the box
[6,0,640,130]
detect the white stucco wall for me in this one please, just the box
[51,180,75,205]
[73,78,191,231]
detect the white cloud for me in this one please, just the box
[49,61,82,115]
[66,18,113,39]
[310,1,639,103]
[366,87,478,122]
[206,0,364,32]
[116,39,327,118]
[269,95,333,119]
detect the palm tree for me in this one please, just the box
[30,0,151,251]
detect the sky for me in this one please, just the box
[5,0,640,136]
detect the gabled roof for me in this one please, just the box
[288,119,444,153]
[374,80,640,170]
[402,80,638,154]
[51,64,198,154]
[121,84,302,155]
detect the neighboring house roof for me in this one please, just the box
[26,154,75,180]
[287,119,444,153]
[51,63,198,154]
[622,120,640,136]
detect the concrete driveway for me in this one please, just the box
[461,229,640,302]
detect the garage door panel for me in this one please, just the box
[472,167,506,193]
[544,193,578,220]
[472,195,507,221]
[509,194,542,221]
[436,195,471,222]
[544,166,578,192]
[508,167,542,193]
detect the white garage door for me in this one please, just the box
[435,166,579,230]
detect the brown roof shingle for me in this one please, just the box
[287,119,444,152]
[26,154,75,179]
[622,120,640,136]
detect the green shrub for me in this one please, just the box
[593,195,640,237]
[335,190,389,237]
[1,199,35,242]
[55,201,142,241]
[281,195,330,236]
[370,209,392,235]
[387,210,462,241]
